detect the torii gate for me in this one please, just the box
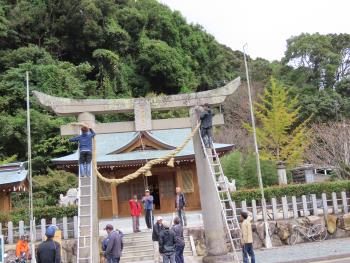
[34,77,240,262]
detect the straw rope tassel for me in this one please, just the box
[91,122,201,185]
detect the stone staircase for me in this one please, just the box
[120,229,194,262]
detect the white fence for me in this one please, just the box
[234,191,349,222]
[0,216,78,244]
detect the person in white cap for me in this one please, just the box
[152,216,163,263]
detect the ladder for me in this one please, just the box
[199,132,241,259]
[77,163,93,263]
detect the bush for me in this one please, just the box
[232,180,350,203]
[221,151,278,188]
[0,205,78,225]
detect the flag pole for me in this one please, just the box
[26,71,36,262]
[243,44,272,248]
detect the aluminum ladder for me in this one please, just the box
[77,163,93,263]
[199,132,242,260]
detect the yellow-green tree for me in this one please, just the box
[244,78,310,166]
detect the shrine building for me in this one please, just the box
[53,128,233,219]
[0,162,28,211]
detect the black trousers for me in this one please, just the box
[79,151,92,163]
[145,209,153,229]
[200,127,212,148]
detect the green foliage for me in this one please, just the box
[221,151,278,189]
[33,169,78,202]
[12,169,77,209]
[0,206,77,225]
[244,78,311,166]
[232,180,350,203]
[0,0,243,168]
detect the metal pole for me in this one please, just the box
[26,71,37,262]
[243,44,272,248]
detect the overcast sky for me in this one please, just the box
[159,0,349,61]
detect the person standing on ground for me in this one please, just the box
[69,124,96,177]
[129,194,142,233]
[142,189,154,229]
[16,234,30,260]
[36,225,61,263]
[159,221,176,263]
[104,224,123,263]
[199,103,213,148]
[175,187,187,226]
[240,211,255,263]
[171,217,185,263]
[152,216,164,263]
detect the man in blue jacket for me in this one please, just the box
[69,125,96,177]
[142,189,154,229]
[36,225,61,263]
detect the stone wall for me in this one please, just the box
[187,213,350,257]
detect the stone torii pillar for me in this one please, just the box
[34,77,241,262]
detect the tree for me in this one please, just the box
[283,33,350,89]
[221,151,278,189]
[244,78,310,167]
[306,121,350,179]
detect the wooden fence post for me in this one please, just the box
[52,217,57,226]
[63,217,68,240]
[8,221,13,244]
[322,193,328,216]
[282,196,289,219]
[302,195,308,217]
[332,192,338,214]
[41,219,46,241]
[74,216,78,239]
[292,196,298,219]
[311,194,318,216]
[272,198,278,220]
[252,200,257,222]
[19,220,24,237]
[341,191,348,214]
[241,200,247,212]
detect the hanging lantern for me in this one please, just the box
[167,157,175,168]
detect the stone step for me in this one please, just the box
[120,254,154,263]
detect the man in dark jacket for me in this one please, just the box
[175,187,187,226]
[104,224,123,263]
[159,221,176,263]
[152,216,163,263]
[199,103,213,148]
[36,225,61,263]
[171,217,185,263]
[69,125,96,177]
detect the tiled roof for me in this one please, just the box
[53,128,233,164]
[0,163,28,185]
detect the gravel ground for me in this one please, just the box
[248,237,350,263]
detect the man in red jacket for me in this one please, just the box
[129,194,142,233]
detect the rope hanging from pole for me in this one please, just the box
[87,122,201,186]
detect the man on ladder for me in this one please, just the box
[69,124,95,177]
[199,103,213,148]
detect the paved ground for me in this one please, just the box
[251,237,350,263]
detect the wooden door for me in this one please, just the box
[158,173,175,213]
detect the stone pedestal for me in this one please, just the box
[190,108,235,261]
[277,161,287,185]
